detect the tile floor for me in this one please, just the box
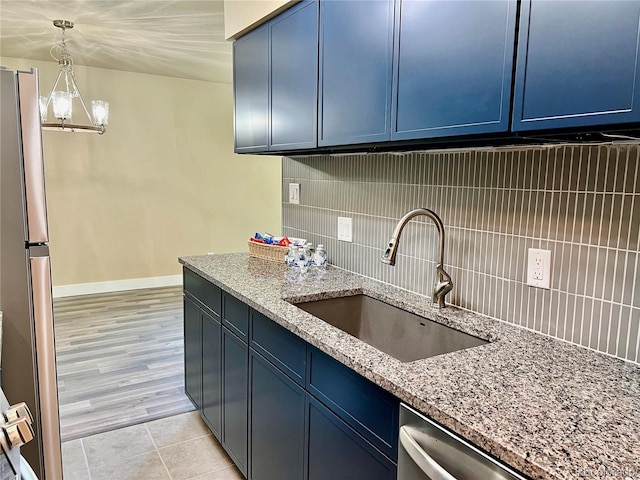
[62,411,243,480]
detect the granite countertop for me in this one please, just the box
[179,253,640,480]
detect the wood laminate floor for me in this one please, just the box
[54,286,194,442]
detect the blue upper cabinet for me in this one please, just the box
[269,1,319,150]
[513,1,640,131]
[233,25,269,153]
[318,1,394,146]
[391,0,517,140]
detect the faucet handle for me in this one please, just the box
[436,264,452,283]
[433,264,453,308]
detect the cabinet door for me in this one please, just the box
[249,351,306,480]
[222,327,249,476]
[318,0,394,146]
[184,295,202,409]
[202,310,222,440]
[307,397,396,480]
[391,0,516,140]
[233,24,269,153]
[307,346,398,459]
[513,0,640,131]
[269,0,319,150]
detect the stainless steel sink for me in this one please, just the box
[294,295,487,362]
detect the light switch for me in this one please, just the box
[289,183,300,204]
[338,217,352,242]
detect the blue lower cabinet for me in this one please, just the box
[184,268,221,316]
[183,295,202,409]
[223,292,250,341]
[307,396,396,480]
[250,310,306,386]
[201,310,222,440]
[307,346,399,459]
[185,275,402,479]
[249,351,306,480]
[222,327,248,476]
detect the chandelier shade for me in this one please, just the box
[40,20,109,134]
[51,91,72,120]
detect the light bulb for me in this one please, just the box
[51,91,72,120]
[91,100,109,126]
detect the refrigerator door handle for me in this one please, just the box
[18,69,49,244]
[29,255,63,479]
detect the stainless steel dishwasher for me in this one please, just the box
[398,404,529,480]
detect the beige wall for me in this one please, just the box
[1,58,282,286]
[224,0,298,39]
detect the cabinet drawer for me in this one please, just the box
[183,268,221,317]
[250,310,306,386]
[307,346,399,460]
[223,292,249,341]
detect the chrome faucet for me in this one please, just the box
[381,208,453,308]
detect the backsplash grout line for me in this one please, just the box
[632,257,639,362]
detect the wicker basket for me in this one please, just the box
[248,240,289,263]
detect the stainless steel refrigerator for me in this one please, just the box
[0,67,64,480]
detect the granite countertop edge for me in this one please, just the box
[179,253,640,480]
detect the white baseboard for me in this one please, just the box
[52,275,182,298]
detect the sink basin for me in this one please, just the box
[294,295,487,362]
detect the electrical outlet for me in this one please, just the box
[289,183,300,204]
[337,217,352,242]
[527,248,551,289]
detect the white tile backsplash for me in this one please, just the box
[282,143,640,363]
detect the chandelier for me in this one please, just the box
[40,20,109,134]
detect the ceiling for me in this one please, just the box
[0,0,232,83]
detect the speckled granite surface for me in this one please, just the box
[179,253,640,480]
